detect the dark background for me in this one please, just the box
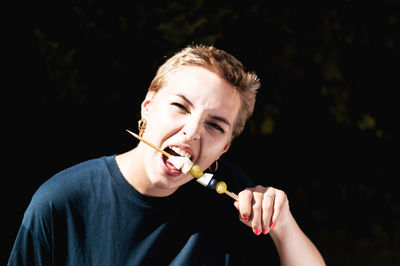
[5,1,399,265]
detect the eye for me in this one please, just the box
[207,122,224,133]
[172,102,189,113]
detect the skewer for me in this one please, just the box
[126,129,239,201]
[126,130,171,158]
[225,190,239,201]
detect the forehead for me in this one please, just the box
[158,66,241,123]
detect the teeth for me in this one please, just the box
[170,146,192,159]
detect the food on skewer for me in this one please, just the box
[189,164,203,178]
[126,130,239,200]
[168,156,193,174]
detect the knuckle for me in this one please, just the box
[277,188,287,197]
[252,200,262,210]
[239,189,253,199]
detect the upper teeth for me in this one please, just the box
[170,146,192,159]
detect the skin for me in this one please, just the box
[116,65,325,266]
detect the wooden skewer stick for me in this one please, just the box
[126,129,239,201]
[126,129,171,158]
[225,190,239,201]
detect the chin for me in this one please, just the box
[152,174,189,193]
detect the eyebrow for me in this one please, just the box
[177,94,194,108]
[176,93,232,127]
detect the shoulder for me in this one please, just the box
[23,156,111,225]
[36,156,109,199]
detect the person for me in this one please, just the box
[8,45,325,265]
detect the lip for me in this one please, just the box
[161,143,195,161]
[159,143,195,177]
[160,153,182,177]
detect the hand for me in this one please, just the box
[234,185,290,236]
[234,186,326,265]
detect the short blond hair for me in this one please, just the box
[149,45,260,137]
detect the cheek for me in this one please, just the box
[198,139,229,169]
[145,105,180,138]
[152,102,183,125]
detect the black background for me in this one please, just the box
[4,1,399,265]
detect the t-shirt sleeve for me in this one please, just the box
[8,157,109,265]
[8,223,52,266]
[8,176,64,266]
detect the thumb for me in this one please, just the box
[233,200,239,210]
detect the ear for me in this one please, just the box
[141,90,156,118]
[217,138,233,160]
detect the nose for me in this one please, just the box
[182,117,201,143]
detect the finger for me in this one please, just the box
[271,190,288,229]
[233,200,239,210]
[238,190,253,221]
[262,192,275,234]
[251,191,264,235]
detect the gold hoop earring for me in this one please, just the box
[138,118,147,137]
[208,160,219,173]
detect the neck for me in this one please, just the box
[115,147,177,197]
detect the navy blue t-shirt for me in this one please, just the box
[8,155,255,265]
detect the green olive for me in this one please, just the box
[215,181,227,194]
[190,164,204,178]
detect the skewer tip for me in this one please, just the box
[125,129,171,158]
[126,129,139,138]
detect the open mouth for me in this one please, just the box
[165,146,192,159]
[161,146,193,177]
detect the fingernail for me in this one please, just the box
[270,223,276,230]
[262,228,269,235]
[253,228,261,236]
[243,216,249,221]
